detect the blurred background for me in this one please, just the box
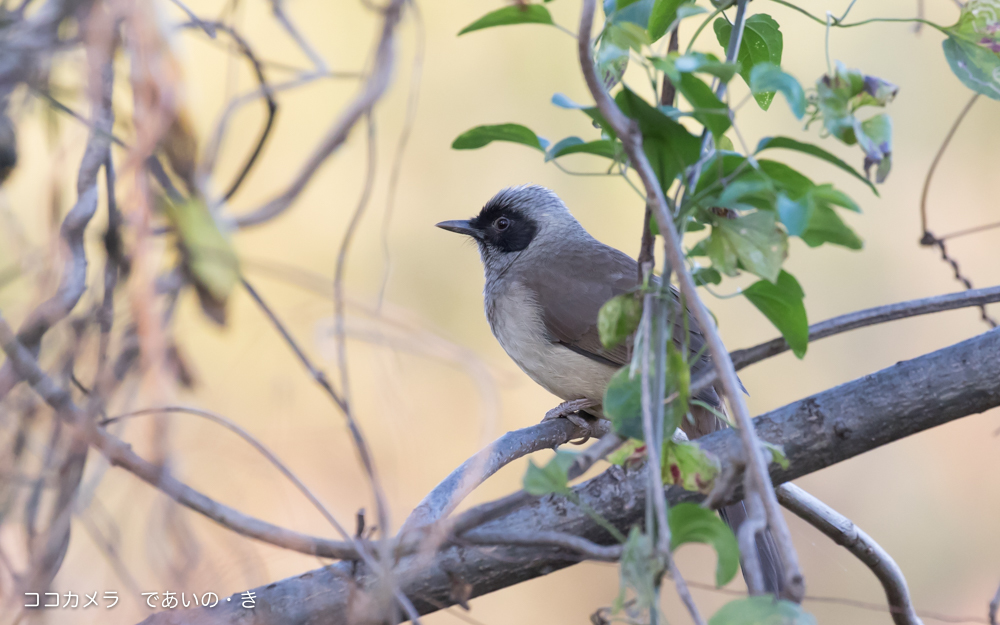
[0,0,998,623]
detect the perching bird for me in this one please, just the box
[437,184,783,594]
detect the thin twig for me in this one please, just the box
[233,0,406,227]
[0,313,359,560]
[179,20,277,202]
[688,285,1000,401]
[461,530,622,561]
[576,0,804,601]
[777,484,923,625]
[990,582,999,625]
[100,406,353,541]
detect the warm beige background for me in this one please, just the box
[1,0,998,623]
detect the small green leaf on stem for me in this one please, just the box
[615,527,664,614]
[709,596,817,625]
[668,502,739,587]
[598,293,643,349]
[749,63,805,119]
[458,5,553,35]
[452,123,547,151]
[755,136,877,196]
[714,14,783,109]
[661,440,720,494]
[709,211,788,282]
[523,450,578,496]
[942,1,1000,99]
[743,270,808,358]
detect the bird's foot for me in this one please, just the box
[542,398,600,445]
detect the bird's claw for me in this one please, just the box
[542,398,600,445]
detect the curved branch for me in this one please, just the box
[137,327,1000,625]
[776,484,923,625]
[400,418,611,534]
[0,58,115,400]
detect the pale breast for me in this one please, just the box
[485,281,617,406]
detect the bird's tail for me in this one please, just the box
[718,501,784,596]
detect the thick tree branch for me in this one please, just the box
[138,327,1000,625]
[776,484,923,625]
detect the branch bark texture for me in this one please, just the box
[139,328,1000,625]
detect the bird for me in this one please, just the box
[436,183,783,595]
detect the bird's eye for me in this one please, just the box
[494,217,510,231]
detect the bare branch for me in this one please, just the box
[777,484,923,625]
[136,327,1000,624]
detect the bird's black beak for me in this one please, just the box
[436,219,482,239]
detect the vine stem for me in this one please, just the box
[767,0,949,35]
[577,0,805,602]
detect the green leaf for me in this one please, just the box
[662,441,720,494]
[598,293,643,349]
[812,183,860,212]
[692,266,722,286]
[776,193,812,237]
[761,441,789,469]
[598,35,630,90]
[604,367,644,440]
[715,178,776,212]
[800,205,863,250]
[648,0,685,41]
[616,88,701,191]
[523,450,578,496]
[452,123,546,151]
[668,502,739,587]
[607,0,655,27]
[548,138,620,161]
[748,63,804,119]
[709,597,817,625]
[677,73,731,138]
[743,270,808,358]
[942,1,1000,99]
[714,14,783,109]
[616,527,664,614]
[607,438,645,466]
[165,197,240,323]
[755,136,877,196]
[458,5,553,35]
[711,211,788,282]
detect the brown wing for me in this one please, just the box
[522,240,732,410]
[524,243,637,368]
